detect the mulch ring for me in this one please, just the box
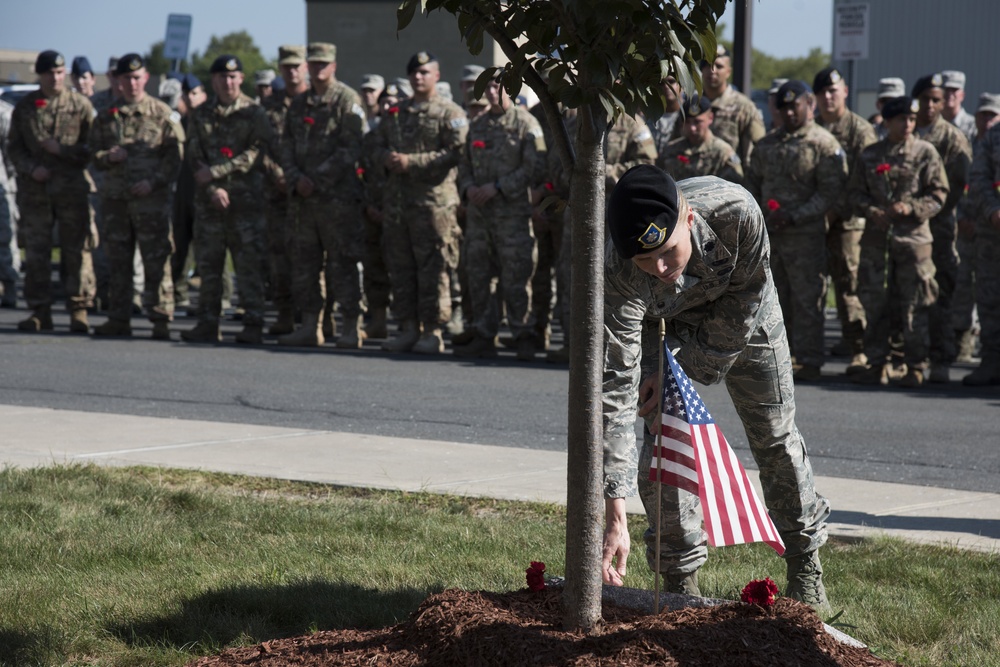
[186,587,903,666]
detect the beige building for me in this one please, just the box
[0,49,40,85]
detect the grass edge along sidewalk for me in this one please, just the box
[1,464,997,667]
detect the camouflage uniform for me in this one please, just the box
[369,94,467,332]
[950,113,980,359]
[7,88,95,321]
[656,134,743,184]
[90,96,183,327]
[967,123,1000,382]
[746,120,848,370]
[89,88,116,115]
[280,80,367,329]
[649,110,682,158]
[359,128,392,326]
[917,118,972,367]
[260,89,296,325]
[818,109,878,356]
[458,104,545,343]
[848,134,948,372]
[186,92,272,329]
[603,176,829,575]
[706,86,765,168]
[0,98,19,305]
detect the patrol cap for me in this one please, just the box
[115,53,144,76]
[941,70,966,91]
[360,74,385,91]
[255,69,276,87]
[182,73,203,93]
[406,51,437,74]
[210,54,243,74]
[681,93,712,118]
[607,164,680,260]
[976,93,1000,116]
[278,45,306,66]
[307,42,337,63]
[462,64,485,82]
[435,81,452,102]
[390,77,413,98]
[71,56,93,76]
[881,96,919,120]
[35,50,65,74]
[767,78,788,95]
[775,80,812,109]
[911,73,944,99]
[877,77,906,100]
[812,67,843,93]
[465,88,487,107]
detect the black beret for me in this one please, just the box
[71,56,92,76]
[115,53,144,76]
[210,54,243,74]
[682,93,712,118]
[607,165,680,259]
[776,80,812,109]
[35,50,65,74]
[881,96,919,120]
[406,51,437,74]
[812,67,843,93]
[911,73,944,99]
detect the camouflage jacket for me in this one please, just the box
[0,98,13,195]
[281,81,366,201]
[605,113,657,190]
[458,104,545,216]
[657,134,743,185]
[7,88,93,198]
[818,109,877,228]
[950,107,977,145]
[970,123,1000,231]
[260,89,296,197]
[90,95,184,200]
[650,111,683,158]
[746,120,847,235]
[848,134,948,247]
[369,94,468,208]
[187,93,272,201]
[707,85,765,168]
[917,116,972,217]
[603,177,776,498]
[89,88,116,115]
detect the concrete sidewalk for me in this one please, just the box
[2,403,998,553]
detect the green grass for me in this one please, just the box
[0,465,997,667]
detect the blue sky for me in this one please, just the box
[1,0,832,78]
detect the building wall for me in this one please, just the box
[306,0,500,96]
[832,0,1000,119]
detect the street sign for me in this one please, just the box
[833,2,869,60]
[163,14,193,61]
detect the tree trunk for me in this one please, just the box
[562,99,608,633]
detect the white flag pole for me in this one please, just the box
[654,318,666,613]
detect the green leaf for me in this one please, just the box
[473,67,500,100]
[397,0,420,31]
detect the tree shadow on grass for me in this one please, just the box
[105,579,434,653]
[0,625,64,667]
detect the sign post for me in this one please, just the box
[833,1,869,111]
[164,14,193,71]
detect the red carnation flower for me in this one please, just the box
[543,182,554,191]
[303,116,315,125]
[220,146,234,159]
[767,199,781,211]
[388,106,400,115]
[472,140,486,149]
[993,180,1000,193]
[875,163,891,175]
[109,107,119,116]
[525,561,546,592]
[677,154,690,164]
[741,577,779,607]
[356,167,365,178]
[35,99,47,109]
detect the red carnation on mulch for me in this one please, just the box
[185,588,902,667]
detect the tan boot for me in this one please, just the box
[69,309,89,334]
[845,352,868,375]
[336,315,366,349]
[899,368,925,388]
[268,307,295,336]
[235,324,263,345]
[278,313,324,347]
[93,318,132,337]
[382,320,420,352]
[364,307,388,339]
[181,319,221,343]
[412,327,444,354]
[151,320,171,340]
[850,363,888,386]
[17,307,53,332]
[663,571,701,597]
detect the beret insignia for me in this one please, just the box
[417,51,429,65]
[54,54,65,67]
[931,73,943,87]
[910,99,920,113]
[830,70,841,83]
[639,222,667,249]
[226,58,238,71]
[783,89,796,103]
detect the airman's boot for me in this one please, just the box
[453,333,497,358]
[928,362,950,383]
[516,335,537,361]
[663,571,701,597]
[546,344,570,364]
[851,363,888,386]
[785,551,830,614]
[963,362,1000,387]
[151,320,171,340]
[69,309,89,334]
[382,320,420,352]
[322,303,337,339]
[235,324,263,345]
[845,352,868,375]
[17,306,53,332]
[336,315,365,349]
[364,307,388,339]
[278,313,323,347]
[412,327,444,354]
[181,319,221,343]
[94,318,132,337]
[268,307,295,336]
[899,367,925,388]
[955,329,977,363]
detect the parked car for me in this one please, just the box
[1,83,40,106]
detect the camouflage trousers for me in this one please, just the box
[17,187,93,312]
[193,198,266,326]
[289,195,363,318]
[638,304,830,575]
[975,223,1000,368]
[531,210,564,335]
[858,232,937,369]
[383,204,458,329]
[266,197,293,312]
[770,232,828,368]
[0,192,19,284]
[929,213,958,363]
[363,208,391,312]
[827,223,866,353]
[951,230,977,333]
[102,197,174,322]
[464,208,537,340]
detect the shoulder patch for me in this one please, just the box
[728,153,741,164]
[636,128,653,142]
[351,103,366,119]
[528,128,543,139]
[170,111,181,125]
[450,117,468,129]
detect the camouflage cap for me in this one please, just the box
[776,80,812,109]
[35,50,65,74]
[941,70,966,91]
[607,165,680,260]
[461,64,485,82]
[115,53,145,76]
[278,45,306,66]
[877,77,906,100]
[435,81,452,102]
[390,77,413,98]
[881,96,919,120]
[210,54,243,74]
[360,74,385,91]
[465,88,487,106]
[255,69,276,87]
[976,93,1000,116]
[911,73,944,99]
[307,42,337,63]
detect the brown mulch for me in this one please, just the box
[185,588,903,666]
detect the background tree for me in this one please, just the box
[189,31,274,96]
[748,46,831,91]
[398,0,724,633]
[143,40,188,76]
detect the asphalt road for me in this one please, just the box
[1,307,997,494]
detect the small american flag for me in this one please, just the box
[649,346,785,555]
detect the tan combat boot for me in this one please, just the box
[235,324,263,345]
[786,551,831,615]
[69,309,89,334]
[382,320,420,352]
[850,363,888,386]
[268,307,295,336]
[955,329,977,363]
[278,313,324,347]
[899,367,925,388]
[181,319,221,343]
[17,306,53,332]
[364,306,388,339]
[336,315,366,349]
[663,571,701,597]
[93,318,132,337]
[845,352,868,375]
[412,327,444,354]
